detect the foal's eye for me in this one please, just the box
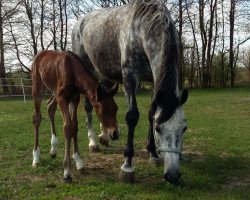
[102,109,107,114]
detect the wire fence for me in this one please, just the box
[0,78,154,103]
[0,78,52,103]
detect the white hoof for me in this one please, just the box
[32,147,40,167]
[72,153,84,170]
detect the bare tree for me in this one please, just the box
[0,0,20,94]
[243,48,250,81]
[219,0,227,87]
[58,0,68,50]
[185,0,201,87]
[229,0,236,86]
[178,0,184,88]
[2,0,249,89]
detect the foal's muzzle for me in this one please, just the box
[110,130,119,141]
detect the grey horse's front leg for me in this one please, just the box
[84,98,100,153]
[119,73,139,183]
[147,104,163,166]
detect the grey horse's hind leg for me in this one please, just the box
[84,98,100,152]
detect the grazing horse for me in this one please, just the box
[72,0,188,184]
[31,50,119,182]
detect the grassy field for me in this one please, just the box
[0,87,250,200]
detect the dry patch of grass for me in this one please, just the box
[222,174,250,190]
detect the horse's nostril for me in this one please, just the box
[110,131,119,141]
[164,171,181,184]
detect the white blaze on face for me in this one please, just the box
[154,106,187,174]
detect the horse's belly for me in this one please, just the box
[85,43,122,83]
[94,62,123,83]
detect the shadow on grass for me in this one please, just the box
[85,145,250,191]
[19,143,249,200]
[175,153,250,192]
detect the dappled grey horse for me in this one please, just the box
[72,0,188,184]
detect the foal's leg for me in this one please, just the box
[32,85,45,167]
[47,95,59,158]
[99,123,110,147]
[57,95,73,182]
[97,79,114,146]
[119,73,139,183]
[84,98,100,152]
[69,95,84,171]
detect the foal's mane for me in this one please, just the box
[66,51,96,80]
[130,0,180,122]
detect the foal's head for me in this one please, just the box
[94,83,119,140]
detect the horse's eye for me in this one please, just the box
[155,125,161,133]
[183,126,187,132]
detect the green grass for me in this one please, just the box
[0,88,250,200]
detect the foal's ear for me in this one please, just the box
[180,89,188,105]
[97,84,105,102]
[97,83,119,102]
[108,83,119,97]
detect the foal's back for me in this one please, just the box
[32,50,91,94]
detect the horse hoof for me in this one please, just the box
[78,168,86,175]
[63,176,73,183]
[149,157,163,167]
[50,154,57,158]
[89,145,101,153]
[99,134,109,146]
[119,170,135,184]
[32,163,39,168]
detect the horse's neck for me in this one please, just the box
[76,75,98,105]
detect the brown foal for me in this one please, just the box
[31,50,118,182]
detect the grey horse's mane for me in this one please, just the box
[131,0,169,32]
[130,0,180,122]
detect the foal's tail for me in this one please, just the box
[31,54,45,100]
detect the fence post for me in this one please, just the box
[20,78,26,103]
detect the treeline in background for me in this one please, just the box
[0,0,249,96]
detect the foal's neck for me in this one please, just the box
[77,76,99,105]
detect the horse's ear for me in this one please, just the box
[107,83,119,97]
[97,83,119,102]
[97,84,104,102]
[180,89,188,105]
[155,90,164,106]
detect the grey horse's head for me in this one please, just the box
[153,89,188,183]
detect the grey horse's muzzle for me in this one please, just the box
[156,146,182,184]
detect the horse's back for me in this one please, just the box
[72,0,174,83]
[73,5,140,83]
[32,50,78,92]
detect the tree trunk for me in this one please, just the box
[229,0,236,87]
[185,0,201,87]
[0,1,9,95]
[178,0,184,88]
[52,0,57,50]
[220,0,226,87]
[40,0,45,50]
[199,0,208,88]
